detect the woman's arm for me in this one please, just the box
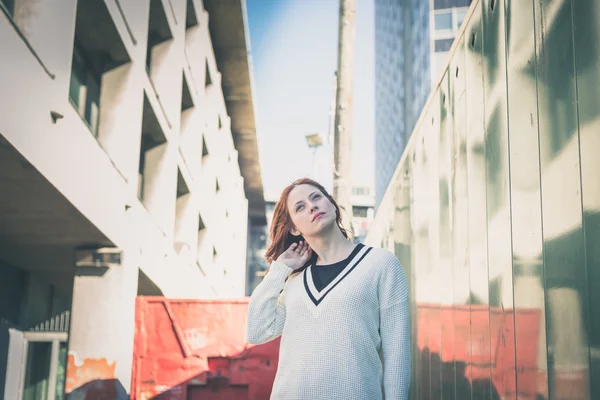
[245,261,292,345]
[379,251,411,399]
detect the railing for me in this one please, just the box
[29,310,71,333]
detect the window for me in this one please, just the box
[456,9,467,28]
[176,169,189,198]
[353,206,369,218]
[434,11,452,31]
[434,0,471,8]
[185,0,198,29]
[435,38,454,53]
[138,94,167,201]
[69,0,129,137]
[0,0,14,16]
[201,135,209,166]
[205,60,212,87]
[197,214,207,261]
[181,72,194,112]
[17,332,68,400]
[69,45,101,135]
[352,187,371,196]
[174,169,191,255]
[146,0,172,74]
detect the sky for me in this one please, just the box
[246,0,375,200]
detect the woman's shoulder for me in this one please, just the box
[362,246,403,275]
[364,247,408,299]
[363,245,399,264]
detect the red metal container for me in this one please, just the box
[131,297,279,400]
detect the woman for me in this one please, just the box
[246,178,410,400]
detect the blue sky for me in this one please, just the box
[246,0,375,200]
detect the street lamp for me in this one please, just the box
[305,133,324,149]
[305,133,324,179]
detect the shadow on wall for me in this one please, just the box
[133,346,278,400]
[66,378,127,400]
[65,354,129,400]
[417,346,553,400]
[418,347,502,400]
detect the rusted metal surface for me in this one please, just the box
[65,355,119,399]
[131,297,279,400]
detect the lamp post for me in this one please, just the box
[333,0,355,236]
[305,133,324,179]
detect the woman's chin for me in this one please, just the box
[311,219,336,236]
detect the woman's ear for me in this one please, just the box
[290,226,300,236]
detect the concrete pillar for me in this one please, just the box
[97,62,145,189]
[174,191,197,265]
[149,32,184,137]
[142,142,177,239]
[180,107,204,180]
[65,249,139,399]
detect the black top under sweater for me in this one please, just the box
[312,243,364,291]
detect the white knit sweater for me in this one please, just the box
[246,245,411,400]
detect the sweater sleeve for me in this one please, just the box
[246,261,292,345]
[379,252,411,399]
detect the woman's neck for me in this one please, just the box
[307,229,355,265]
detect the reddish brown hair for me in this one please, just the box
[264,178,349,274]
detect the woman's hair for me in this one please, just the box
[264,178,349,274]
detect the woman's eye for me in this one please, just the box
[296,205,304,212]
[313,194,321,199]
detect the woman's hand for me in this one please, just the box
[276,241,312,271]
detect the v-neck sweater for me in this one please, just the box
[312,244,363,291]
[246,246,411,400]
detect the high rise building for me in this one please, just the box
[374,0,471,208]
[430,0,471,82]
[0,0,263,397]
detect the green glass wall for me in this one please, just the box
[367,0,600,398]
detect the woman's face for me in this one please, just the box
[287,184,336,238]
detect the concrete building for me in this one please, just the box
[374,0,471,208]
[0,0,264,398]
[429,0,471,82]
[246,194,277,295]
[350,185,375,244]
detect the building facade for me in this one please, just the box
[374,0,471,208]
[0,0,263,398]
[350,185,375,244]
[368,0,600,397]
[430,0,471,82]
[246,196,277,295]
